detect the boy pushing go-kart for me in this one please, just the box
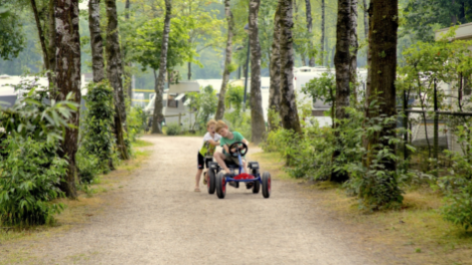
[213,120,252,189]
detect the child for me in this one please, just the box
[195,120,221,192]
[214,120,250,188]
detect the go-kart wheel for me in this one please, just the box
[207,169,216,194]
[216,172,226,199]
[262,172,271,199]
[252,170,260,194]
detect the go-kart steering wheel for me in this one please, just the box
[228,141,248,157]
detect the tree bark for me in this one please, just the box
[215,0,234,121]
[331,0,352,182]
[89,0,105,83]
[55,0,81,198]
[349,0,358,102]
[334,0,351,123]
[188,62,192,80]
[124,0,133,99]
[47,0,56,94]
[305,0,314,67]
[366,0,399,171]
[278,0,302,135]
[320,0,325,66]
[30,0,49,72]
[248,0,267,144]
[151,0,171,134]
[268,4,282,131]
[105,0,129,160]
[362,0,368,39]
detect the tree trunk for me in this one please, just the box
[331,0,352,182]
[215,0,234,121]
[105,0,129,160]
[320,0,325,66]
[362,0,368,39]
[278,0,302,134]
[55,0,81,198]
[248,0,267,144]
[47,0,56,94]
[89,0,105,83]
[366,0,399,170]
[268,4,282,131]
[152,0,171,134]
[124,0,132,99]
[334,0,351,124]
[188,62,191,80]
[349,0,358,102]
[30,0,49,73]
[305,0,314,67]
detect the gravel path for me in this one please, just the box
[18,136,395,265]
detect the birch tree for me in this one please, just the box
[215,0,234,120]
[89,0,104,83]
[320,0,325,65]
[248,0,267,143]
[278,0,301,134]
[304,0,314,67]
[349,0,358,101]
[332,0,352,182]
[151,0,172,134]
[105,0,129,160]
[55,0,81,198]
[268,4,282,131]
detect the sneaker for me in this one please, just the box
[229,181,237,188]
[246,182,254,189]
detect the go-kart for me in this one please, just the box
[206,141,271,199]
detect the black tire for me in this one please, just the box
[216,172,226,199]
[252,170,260,194]
[207,169,216,194]
[262,172,271,199]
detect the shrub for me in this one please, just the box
[127,106,147,142]
[0,80,77,225]
[0,137,66,225]
[80,82,115,175]
[439,126,472,230]
[166,123,182,135]
[76,149,101,183]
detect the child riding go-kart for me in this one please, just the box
[206,141,271,199]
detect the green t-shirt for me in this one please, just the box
[220,131,245,156]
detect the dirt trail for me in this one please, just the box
[11,136,403,264]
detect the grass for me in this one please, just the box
[0,139,153,264]
[251,150,472,265]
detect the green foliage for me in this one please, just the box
[301,72,336,106]
[0,5,25,60]
[0,137,66,225]
[76,149,101,184]
[439,127,472,230]
[166,123,182,136]
[127,106,147,142]
[130,16,198,72]
[80,82,115,176]
[0,80,76,225]
[187,85,218,131]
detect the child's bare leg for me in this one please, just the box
[195,169,203,189]
[214,152,230,172]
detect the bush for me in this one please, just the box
[80,82,116,175]
[439,126,472,230]
[166,123,182,135]
[0,137,66,225]
[0,79,77,225]
[127,106,147,142]
[76,149,101,183]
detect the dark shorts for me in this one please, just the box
[224,154,244,166]
[198,152,212,170]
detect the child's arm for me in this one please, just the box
[223,144,230,154]
[242,138,249,145]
